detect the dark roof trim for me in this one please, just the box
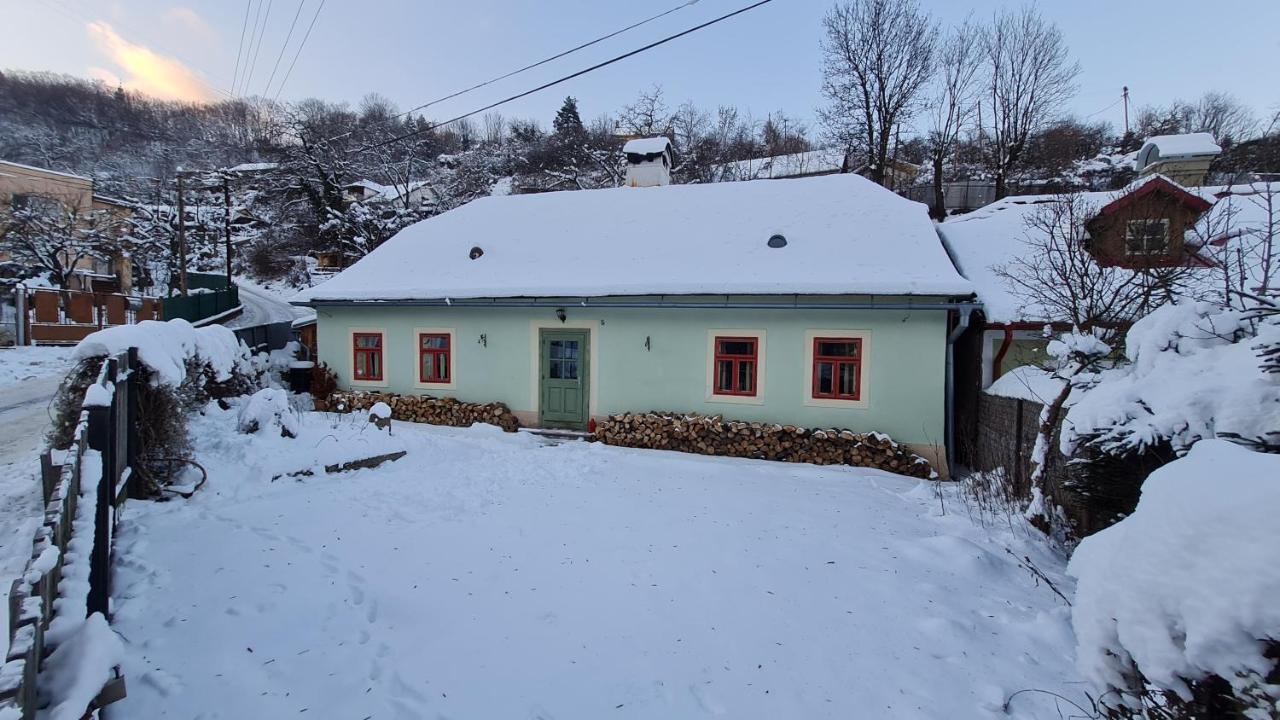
[1095,176,1213,217]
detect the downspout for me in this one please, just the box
[945,304,977,476]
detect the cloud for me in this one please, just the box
[86,21,215,103]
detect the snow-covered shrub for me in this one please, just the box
[46,355,105,450]
[1064,302,1280,457]
[1068,440,1280,717]
[237,388,299,438]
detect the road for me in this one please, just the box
[0,374,65,643]
[225,282,311,330]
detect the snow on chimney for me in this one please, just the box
[622,136,673,188]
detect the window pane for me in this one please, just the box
[549,359,562,379]
[356,334,381,349]
[737,361,754,393]
[838,363,857,397]
[438,354,449,381]
[718,339,754,356]
[550,340,563,359]
[369,354,381,378]
[716,360,734,391]
[817,340,858,358]
[421,354,435,380]
[562,341,579,360]
[562,360,578,380]
[421,335,448,349]
[355,353,369,378]
[816,362,833,395]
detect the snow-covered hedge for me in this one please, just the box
[1064,302,1280,456]
[72,319,252,387]
[1068,440,1280,715]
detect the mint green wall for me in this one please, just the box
[315,304,948,446]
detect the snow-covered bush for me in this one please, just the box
[1064,302,1280,456]
[1069,440,1280,717]
[238,388,299,438]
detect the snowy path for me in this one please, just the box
[225,282,309,330]
[0,349,75,645]
[112,409,1082,719]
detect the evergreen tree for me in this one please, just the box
[553,96,585,139]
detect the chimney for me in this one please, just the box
[622,136,673,188]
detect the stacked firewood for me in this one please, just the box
[595,412,933,478]
[326,391,520,432]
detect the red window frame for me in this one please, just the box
[712,336,758,397]
[352,332,384,381]
[811,337,862,401]
[418,332,451,384]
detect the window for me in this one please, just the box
[812,337,862,401]
[713,336,757,396]
[1126,219,1169,255]
[418,333,450,384]
[352,332,383,381]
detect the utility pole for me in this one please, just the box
[222,175,233,287]
[175,170,189,296]
[1122,86,1130,135]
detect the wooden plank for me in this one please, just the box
[32,292,59,324]
[103,295,125,326]
[29,324,96,344]
[66,292,94,324]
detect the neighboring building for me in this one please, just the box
[937,175,1219,390]
[341,179,440,208]
[1136,133,1222,186]
[622,137,674,187]
[901,181,997,214]
[293,165,976,474]
[0,159,135,293]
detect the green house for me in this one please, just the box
[292,172,976,475]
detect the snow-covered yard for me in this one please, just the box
[112,406,1081,718]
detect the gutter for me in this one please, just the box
[945,303,980,474]
[295,295,980,311]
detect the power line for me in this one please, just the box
[271,0,326,103]
[237,0,264,95]
[363,0,776,152]
[243,0,275,97]
[402,0,701,120]
[321,0,702,145]
[261,0,307,98]
[231,0,253,97]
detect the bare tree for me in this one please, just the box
[924,18,981,219]
[1196,182,1280,306]
[618,86,672,137]
[819,0,936,187]
[1187,91,1257,144]
[0,194,124,289]
[982,6,1080,198]
[482,112,507,146]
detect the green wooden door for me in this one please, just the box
[539,330,589,429]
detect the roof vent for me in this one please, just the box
[469,246,484,260]
[767,234,787,249]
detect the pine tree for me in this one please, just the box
[553,96,585,139]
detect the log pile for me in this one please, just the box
[324,391,520,432]
[595,412,933,478]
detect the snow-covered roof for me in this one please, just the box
[622,137,671,156]
[938,191,1114,323]
[344,179,388,193]
[1137,133,1222,169]
[226,162,279,173]
[0,159,91,182]
[717,148,847,181]
[293,174,973,303]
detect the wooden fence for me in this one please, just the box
[18,287,161,345]
[0,350,137,717]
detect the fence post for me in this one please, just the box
[13,284,27,346]
[85,358,118,619]
[123,348,140,504]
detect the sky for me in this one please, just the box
[3,0,1278,137]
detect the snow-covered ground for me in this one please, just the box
[112,406,1081,718]
[0,345,74,387]
[225,278,314,330]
